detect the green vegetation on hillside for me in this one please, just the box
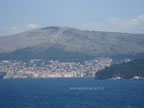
[0,72,6,79]
[95,59,144,80]
[0,45,94,62]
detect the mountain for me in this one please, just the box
[95,59,144,80]
[0,26,144,61]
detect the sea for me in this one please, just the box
[0,78,144,108]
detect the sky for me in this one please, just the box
[0,0,144,36]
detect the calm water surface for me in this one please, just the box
[0,78,144,108]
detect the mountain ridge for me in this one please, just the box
[0,26,144,61]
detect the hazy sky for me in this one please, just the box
[0,0,144,36]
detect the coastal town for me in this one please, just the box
[0,57,112,79]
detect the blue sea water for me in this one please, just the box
[0,78,144,108]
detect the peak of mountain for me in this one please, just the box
[0,26,144,61]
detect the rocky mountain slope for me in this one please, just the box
[0,26,144,61]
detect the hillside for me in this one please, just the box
[0,72,7,79]
[0,26,144,61]
[95,59,144,80]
